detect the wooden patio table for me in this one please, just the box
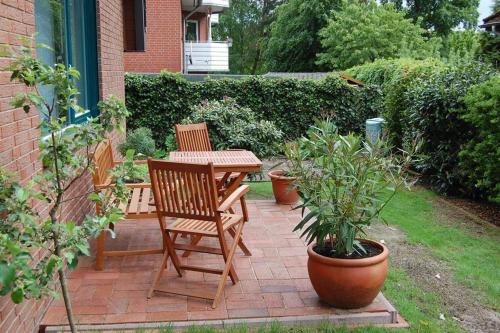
[169,150,262,202]
[169,150,262,257]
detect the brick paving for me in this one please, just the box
[41,200,400,330]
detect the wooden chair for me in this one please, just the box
[91,139,164,270]
[147,159,249,308]
[174,123,251,257]
[175,123,212,151]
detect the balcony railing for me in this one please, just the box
[184,41,229,72]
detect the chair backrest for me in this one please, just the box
[175,123,212,151]
[91,139,114,186]
[148,159,220,222]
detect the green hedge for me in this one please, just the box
[348,58,498,200]
[125,73,380,147]
[459,76,500,203]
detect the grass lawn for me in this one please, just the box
[382,189,500,311]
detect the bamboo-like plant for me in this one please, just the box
[286,120,418,258]
[0,40,130,333]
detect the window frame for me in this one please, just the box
[35,0,100,126]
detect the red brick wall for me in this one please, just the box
[124,0,183,72]
[0,0,125,332]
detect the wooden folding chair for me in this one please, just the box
[91,139,164,270]
[175,123,212,151]
[147,159,249,308]
[174,123,251,257]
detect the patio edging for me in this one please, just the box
[43,294,406,332]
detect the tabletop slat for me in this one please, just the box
[169,151,262,172]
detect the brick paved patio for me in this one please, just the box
[41,200,404,331]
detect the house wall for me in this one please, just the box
[0,0,125,332]
[124,0,183,73]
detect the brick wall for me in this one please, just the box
[124,0,183,72]
[0,0,125,332]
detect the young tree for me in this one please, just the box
[317,1,441,70]
[0,41,130,333]
[213,0,284,74]
[381,0,480,36]
[492,0,500,12]
[263,0,341,72]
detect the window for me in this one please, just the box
[123,0,147,51]
[185,20,199,42]
[35,0,99,124]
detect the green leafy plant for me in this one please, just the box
[118,127,156,158]
[0,40,130,333]
[286,120,417,258]
[110,149,149,184]
[125,72,380,147]
[458,76,500,203]
[317,1,441,70]
[348,58,496,198]
[183,98,283,158]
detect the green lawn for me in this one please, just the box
[382,189,500,310]
[244,181,276,200]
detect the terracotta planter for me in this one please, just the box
[268,169,299,205]
[307,239,388,309]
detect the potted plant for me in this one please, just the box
[285,120,416,309]
[268,169,300,205]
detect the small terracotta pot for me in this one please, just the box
[268,169,299,205]
[307,239,388,309]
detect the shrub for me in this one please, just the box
[347,58,446,147]
[348,58,497,197]
[125,72,380,148]
[402,62,495,194]
[458,77,500,203]
[183,98,283,158]
[118,127,156,157]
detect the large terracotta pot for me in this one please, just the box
[268,169,299,205]
[307,239,388,309]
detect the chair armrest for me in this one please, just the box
[217,185,250,212]
[113,159,148,165]
[125,182,151,188]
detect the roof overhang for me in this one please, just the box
[181,0,229,14]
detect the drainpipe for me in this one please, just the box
[183,1,201,74]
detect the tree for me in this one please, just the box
[381,0,480,36]
[213,0,284,74]
[0,40,130,333]
[317,1,441,70]
[263,0,341,72]
[492,0,500,12]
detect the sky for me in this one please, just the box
[479,0,495,22]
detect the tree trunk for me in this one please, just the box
[57,267,77,333]
[54,236,77,333]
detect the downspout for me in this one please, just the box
[183,0,202,74]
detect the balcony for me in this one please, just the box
[184,41,229,72]
[181,0,230,13]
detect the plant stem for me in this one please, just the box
[54,237,77,333]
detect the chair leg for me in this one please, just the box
[228,227,252,256]
[165,231,183,277]
[148,249,170,298]
[95,231,106,270]
[213,221,244,308]
[217,226,239,285]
